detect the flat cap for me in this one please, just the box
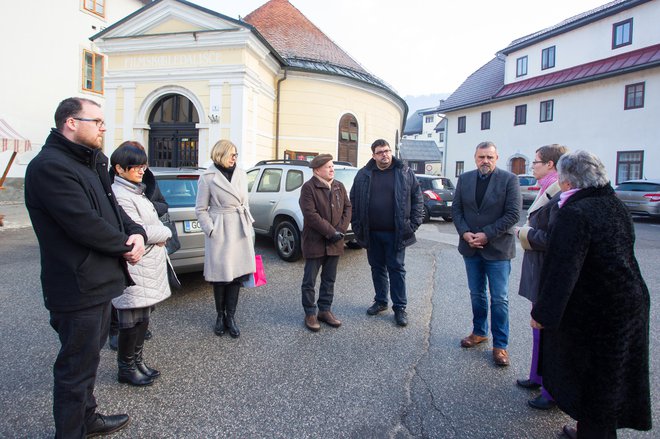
[309,154,333,169]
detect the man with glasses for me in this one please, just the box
[452,141,521,366]
[25,97,146,437]
[350,139,424,327]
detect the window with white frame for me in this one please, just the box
[516,56,528,77]
[82,50,104,94]
[425,116,433,123]
[612,18,633,49]
[616,151,643,184]
[542,46,555,70]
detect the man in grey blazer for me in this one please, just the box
[452,141,521,366]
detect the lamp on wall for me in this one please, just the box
[208,114,219,124]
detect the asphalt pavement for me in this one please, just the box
[0,208,658,438]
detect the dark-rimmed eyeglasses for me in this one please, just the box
[128,165,148,172]
[73,117,105,128]
[230,153,238,159]
[532,160,548,165]
[373,149,392,156]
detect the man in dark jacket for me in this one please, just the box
[350,139,424,327]
[452,141,521,366]
[299,154,351,332]
[25,97,146,438]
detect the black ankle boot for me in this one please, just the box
[134,322,160,379]
[213,283,227,336]
[225,283,241,338]
[117,325,153,386]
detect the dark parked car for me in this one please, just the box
[614,179,660,218]
[415,174,454,222]
[152,167,205,273]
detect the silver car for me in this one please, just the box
[518,174,539,208]
[151,167,205,273]
[614,179,660,218]
[246,160,359,262]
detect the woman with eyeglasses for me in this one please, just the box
[195,139,255,338]
[109,142,172,386]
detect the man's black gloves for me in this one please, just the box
[328,231,345,243]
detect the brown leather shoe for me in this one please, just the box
[318,311,342,328]
[460,333,488,348]
[493,348,510,366]
[304,314,320,332]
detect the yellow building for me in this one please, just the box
[93,0,407,168]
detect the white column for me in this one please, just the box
[230,82,249,168]
[208,80,223,148]
[103,84,118,156]
[122,83,136,143]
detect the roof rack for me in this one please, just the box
[254,159,310,166]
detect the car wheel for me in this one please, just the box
[273,219,302,262]
[422,206,431,223]
[442,215,453,222]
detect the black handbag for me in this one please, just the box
[167,257,182,290]
[160,212,181,255]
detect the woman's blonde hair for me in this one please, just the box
[210,139,237,167]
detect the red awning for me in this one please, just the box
[0,119,32,153]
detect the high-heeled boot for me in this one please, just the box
[225,283,241,338]
[213,283,227,336]
[117,325,154,386]
[134,321,160,379]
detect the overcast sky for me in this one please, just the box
[191,0,609,97]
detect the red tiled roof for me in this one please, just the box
[496,44,660,98]
[243,0,366,73]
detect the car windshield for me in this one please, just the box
[334,168,359,191]
[518,176,537,186]
[616,182,660,192]
[157,177,199,208]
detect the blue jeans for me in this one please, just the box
[463,254,511,349]
[367,231,407,309]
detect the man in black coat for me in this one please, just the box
[25,97,146,438]
[350,139,424,327]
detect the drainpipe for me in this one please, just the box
[275,69,288,159]
[442,117,449,177]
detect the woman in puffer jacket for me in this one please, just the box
[110,142,171,386]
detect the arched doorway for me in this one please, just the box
[338,114,358,166]
[148,94,199,167]
[510,157,527,175]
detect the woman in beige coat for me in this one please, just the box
[111,143,171,386]
[196,139,255,338]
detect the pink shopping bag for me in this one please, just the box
[243,255,267,288]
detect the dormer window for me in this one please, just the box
[516,56,528,77]
[612,18,633,49]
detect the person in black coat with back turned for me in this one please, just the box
[25,97,147,438]
[531,151,651,439]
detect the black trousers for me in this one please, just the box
[301,255,339,315]
[577,420,617,439]
[49,301,111,438]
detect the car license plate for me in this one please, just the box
[183,220,202,233]
[446,201,453,207]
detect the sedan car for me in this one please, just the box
[151,167,205,273]
[518,174,539,207]
[415,174,454,222]
[614,179,660,218]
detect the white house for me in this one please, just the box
[438,0,659,184]
[0,0,149,178]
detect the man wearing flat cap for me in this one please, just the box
[299,154,352,331]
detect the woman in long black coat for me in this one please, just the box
[531,150,651,439]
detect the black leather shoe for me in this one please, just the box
[394,308,408,327]
[108,334,118,351]
[366,302,387,315]
[516,378,541,389]
[144,329,153,340]
[528,395,557,410]
[562,425,577,439]
[86,413,130,438]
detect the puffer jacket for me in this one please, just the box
[111,176,172,309]
[350,157,424,250]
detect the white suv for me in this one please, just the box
[246,160,359,261]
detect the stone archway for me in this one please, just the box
[148,94,200,167]
[510,157,527,175]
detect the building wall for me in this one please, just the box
[504,1,660,83]
[445,67,660,182]
[0,0,146,177]
[278,72,405,167]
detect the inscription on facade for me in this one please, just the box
[123,52,222,69]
